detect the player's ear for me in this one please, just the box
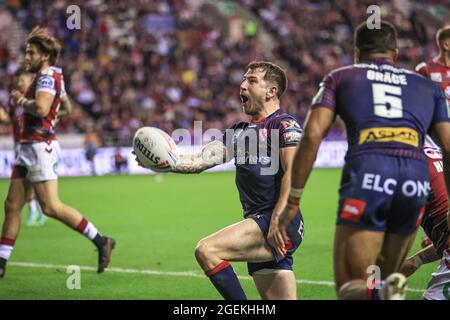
[393,48,399,63]
[266,85,277,100]
[354,47,360,63]
[42,52,50,63]
[443,39,450,52]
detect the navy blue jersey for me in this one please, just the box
[311,60,450,160]
[223,109,302,217]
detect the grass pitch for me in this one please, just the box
[0,169,437,299]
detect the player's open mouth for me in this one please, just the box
[240,95,249,103]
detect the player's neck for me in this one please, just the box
[359,53,395,64]
[436,53,450,67]
[38,62,51,74]
[251,101,280,122]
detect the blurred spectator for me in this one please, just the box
[0,0,447,145]
[113,147,128,174]
[84,120,101,175]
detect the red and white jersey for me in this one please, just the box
[19,66,66,143]
[416,58,450,102]
[7,97,24,144]
[416,59,450,150]
[423,145,449,256]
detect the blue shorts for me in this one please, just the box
[337,154,430,235]
[247,209,304,276]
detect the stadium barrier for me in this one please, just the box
[0,141,348,178]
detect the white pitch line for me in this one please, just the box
[9,261,424,293]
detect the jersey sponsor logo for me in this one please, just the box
[37,76,56,90]
[424,147,442,160]
[283,131,301,144]
[430,72,442,82]
[359,127,419,147]
[340,198,366,223]
[361,173,430,198]
[281,120,301,131]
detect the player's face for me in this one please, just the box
[240,68,270,116]
[16,74,32,94]
[24,44,47,73]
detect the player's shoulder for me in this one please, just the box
[415,61,428,73]
[39,66,63,77]
[36,66,64,91]
[273,112,302,131]
[322,65,355,80]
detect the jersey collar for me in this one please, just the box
[250,108,283,124]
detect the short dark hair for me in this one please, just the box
[355,21,397,54]
[246,61,287,99]
[436,26,450,49]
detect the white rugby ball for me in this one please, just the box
[133,127,178,172]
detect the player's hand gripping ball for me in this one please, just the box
[132,127,178,172]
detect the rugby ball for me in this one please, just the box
[132,127,178,172]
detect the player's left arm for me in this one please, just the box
[268,146,297,256]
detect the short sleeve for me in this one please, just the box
[310,73,336,111]
[415,62,429,77]
[279,117,303,148]
[36,75,56,95]
[431,83,450,125]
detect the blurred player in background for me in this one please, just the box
[138,61,304,299]
[2,67,73,227]
[0,68,45,227]
[270,21,450,300]
[416,25,450,249]
[0,27,115,278]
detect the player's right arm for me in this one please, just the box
[12,74,57,117]
[400,244,440,277]
[172,140,229,174]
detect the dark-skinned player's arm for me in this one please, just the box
[270,107,335,252]
[267,146,297,256]
[400,244,440,277]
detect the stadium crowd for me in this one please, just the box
[0,0,447,146]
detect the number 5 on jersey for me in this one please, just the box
[372,83,403,118]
